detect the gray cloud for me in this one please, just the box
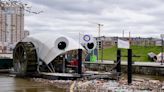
[23,0,164,38]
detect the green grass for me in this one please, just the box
[99,46,161,62]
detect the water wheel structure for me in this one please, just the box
[13,42,38,76]
[12,33,116,80]
[12,33,85,78]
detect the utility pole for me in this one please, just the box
[97,23,103,62]
[160,34,164,65]
[128,49,132,85]
[98,24,103,39]
[129,31,131,46]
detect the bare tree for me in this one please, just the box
[0,0,43,14]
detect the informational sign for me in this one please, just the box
[118,39,130,49]
[155,40,162,46]
[161,34,164,38]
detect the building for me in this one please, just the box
[0,1,29,53]
[95,36,160,48]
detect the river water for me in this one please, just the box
[0,74,66,92]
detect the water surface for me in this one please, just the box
[0,75,66,92]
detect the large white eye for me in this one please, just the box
[55,37,68,50]
[58,41,66,50]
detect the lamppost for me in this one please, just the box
[101,36,105,62]
[160,34,164,65]
[98,24,103,39]
[97,23,103,62]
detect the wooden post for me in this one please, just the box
[78,49,82,75]
[128,49,132,84]
[101,40,103,62]
[116,49,121,76]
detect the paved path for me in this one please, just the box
[84,60,164,68]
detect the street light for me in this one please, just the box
[160,34,164,65]
[101,36,105,62]
[97,24,103,62]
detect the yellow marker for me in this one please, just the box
[70,81,76,92]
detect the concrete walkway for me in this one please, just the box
[84,60,164,68]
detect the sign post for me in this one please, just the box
[160,34,164,65]
[117,39,132,84]
[128,49,132,84]
[78,49,82,75]
[116,49,121,79]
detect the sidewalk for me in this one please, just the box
[84,60,164,68]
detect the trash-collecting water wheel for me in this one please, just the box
[13,42,38,76]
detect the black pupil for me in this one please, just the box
[87,43,94,49]
[58,41,66,50]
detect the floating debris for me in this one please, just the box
[31,78,164,92]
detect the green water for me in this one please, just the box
[0,75,66,92]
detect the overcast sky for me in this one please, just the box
[22,0,164,38]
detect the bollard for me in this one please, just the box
[128,49,132,84]
[78,49,82,75]
[116,49,121,79]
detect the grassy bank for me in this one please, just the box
[99,46,161,62]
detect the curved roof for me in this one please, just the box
[22,33,84,64]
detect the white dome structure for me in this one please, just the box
[22,33,85,64]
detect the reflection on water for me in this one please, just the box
[0,75,66,92]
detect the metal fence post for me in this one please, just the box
[78,49,82,75]
[116,49,121,76]
[128,49,132,84]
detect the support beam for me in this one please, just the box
[128,49,132,85]
[116,49,121,77]
[161,38,163,65]
[78,49,82,75]
[101,40,104,62]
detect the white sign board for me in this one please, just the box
[118,39,130,49]
[161,34,164,38]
